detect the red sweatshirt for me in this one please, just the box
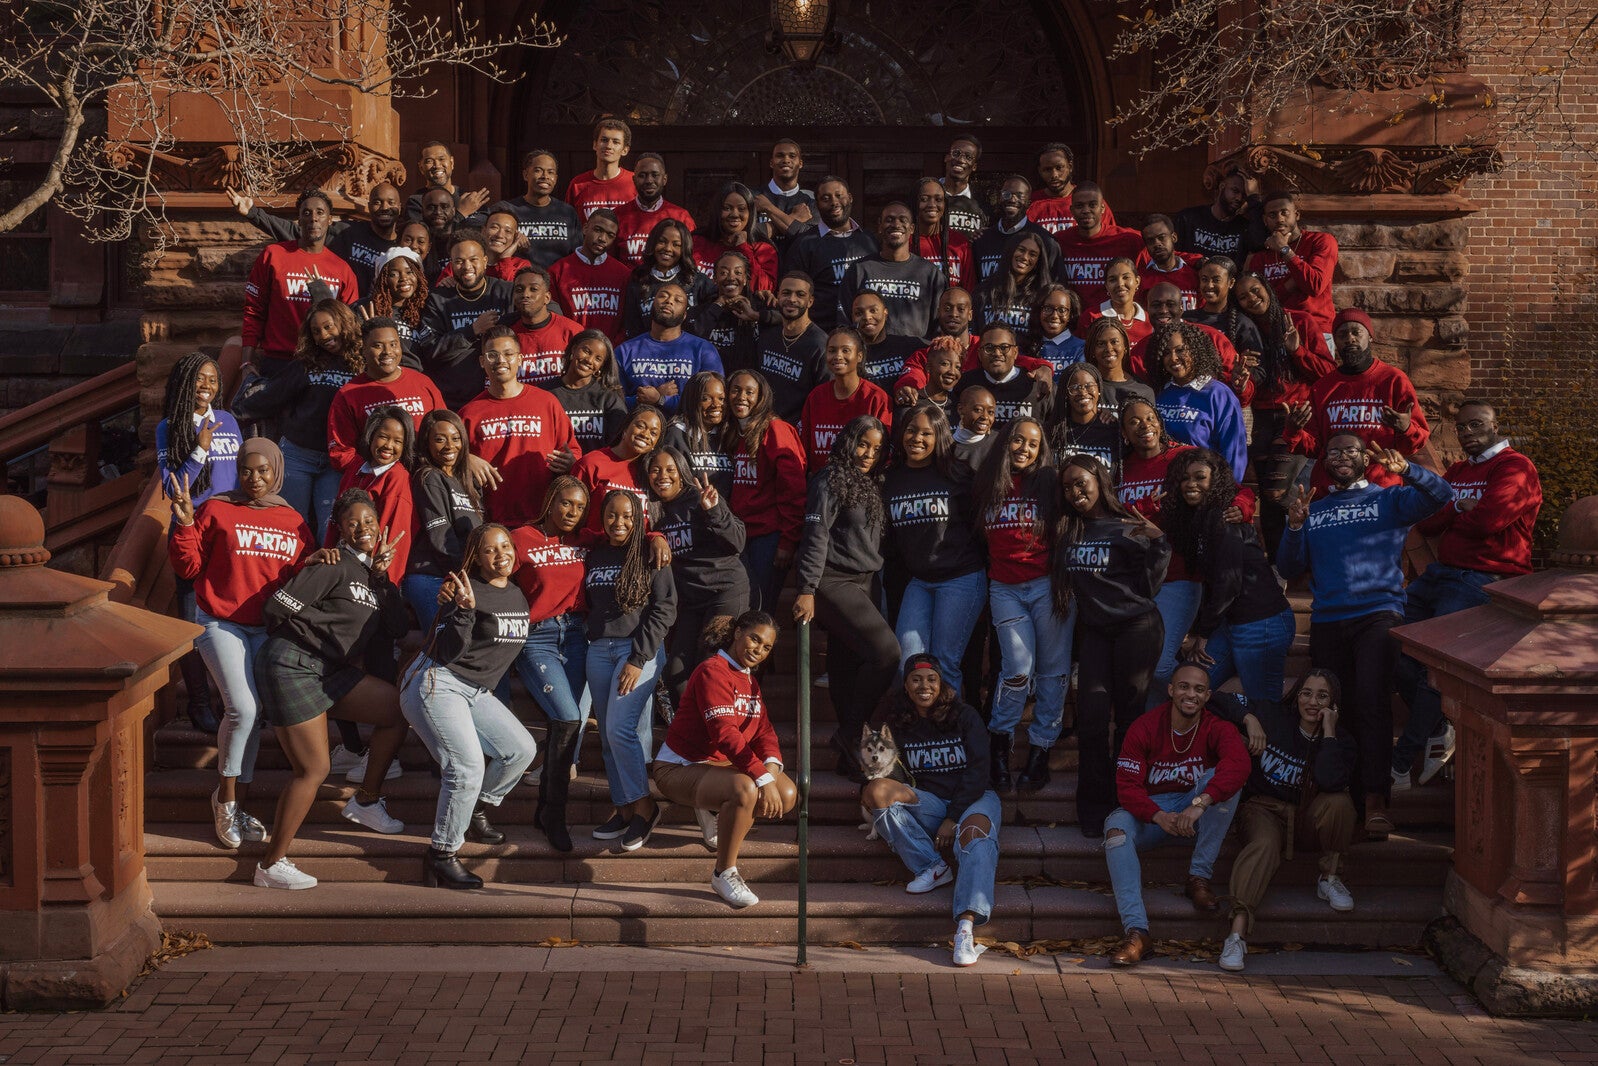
[332,462,413,581]
[893,335,1049,394]
[572,447,649,534]
[460,387,581,527]
[798,379,893,472]
[1129,323,1253,406]
[510,524,589,622]
[981,478,1052,585]
[1282,360,1430,489]
[914,232,975,291]
[1119,446,1255,583]
[1054,225,1145,310]
[1415,445,1542,575]
[438,256,534,285]
[1136,253,1203,310]
[168,499,312,625]
[1082,306,1153,350]
[1246,230,1339,340]
[691,235,778,292]
[548,251,631,342]
[1026,196,1118,237]
[326,370,446,473]
[241,241,359,359]
[1115,703,1251,822]
[731,418,807,555]
[661,652,783,781]
[614,199,696,265]
[567,168,636,219]
[512,313,583,386]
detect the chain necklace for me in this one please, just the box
[1171,717,1200,755]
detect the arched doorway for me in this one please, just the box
[513,0,1100,224]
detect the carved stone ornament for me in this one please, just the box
[103,141,406,199]
[1204,143,1502,197]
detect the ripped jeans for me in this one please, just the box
[513,612,591,725]
[1103,768,1241,934]
[988,576,1075,747]
[871,788,1003,925]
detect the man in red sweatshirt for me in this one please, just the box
[548,208,630,342]
[241,189,360,368]
[1392,400,1542,791]
[567,118,635,220]
[613,153,696,265]
[1054,183,1145,311]
[1245,190,1339,349]
[509,265,582,386]
[1103,664,1250,966]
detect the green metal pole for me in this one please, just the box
[796,620,811,966]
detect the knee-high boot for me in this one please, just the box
[536,720,583,852]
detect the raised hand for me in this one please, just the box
[1373,447,1409,476]
[696,474,719,511]
[1285,484,1311,530]
[1380,405,1412,433]
[196,416,216,452]
[169,472,196,527]
[1286,401,1313,430]
[442,567,475,609]
[224,186,253,216]
[458,188,492,218]
[372,525,405,575]
[471,310,501,337]
[1283,321,1301,353]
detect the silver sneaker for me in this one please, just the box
[712,866,759,908]
[254,858,317,890]
[234,808,267,843]
[694,807,719,852]
[1219,933,1247,971]
[211,789,241,849]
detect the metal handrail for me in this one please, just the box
[796,620,812,967]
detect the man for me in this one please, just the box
[838,202,945,340]
[1136,214,1201,310]
[783,175,878,330]
[852,291,925,393]
[940,135,988,239]
[1278,436,1453,839]
[404,140,489,225]
[1053,183,1145,311]
[1283,307,1430,489]
[488,149,582,270]
[567,118,635,219]
[1174,170,1255,267]
[478,210,533,281]
[1025,142,1080,237]
[548,208,629,342]
[419,187,461,281]
[241,189,360,369]
[1130,283,1250,406]
[613,152,695,266]
[614,281,723,413]
[751,139,816,249]
[1245,189,1339,346]
[951,325,1050,425]
[972,174,1058,284]
[321,182,403,299]
[754,272,831,421]
[894,287,1051,403]
[416,230,515,407]
[1393,401,1542,790]
[508,265,582,387]
[1104,665,1250,967]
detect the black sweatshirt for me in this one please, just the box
[328,220,401,299]
[417,278,515,407]
[490,197,582,269]
[622,272,717,339]
[973,219,1060,284]
[693,296,774,374]
[1185,309,1264,367]
[428,577,530,688]
[583,544,678,667]
[881,463,985,582]
[655,491,748,607]
[1058,515,1171,628]
[1174,205,1255,268]
[1189,510,1291,636]
[783,223,879,331]
[264,551,407,664]
[1049,414,1125,481]
[754,322,830,422]
[841,255,947,341]
[543,378,628,452]
[885,702,990,822]
[662,423,735,500]
[232,361,355,452]
[796,474,885,594]
[1237,704,1357,803]
[861,333,923,393]
[950,432,997,483]
[953,368,1051,426]
[409,467,483,578]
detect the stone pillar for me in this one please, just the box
[1394,495,1598,1016]
[0,496,198,1010]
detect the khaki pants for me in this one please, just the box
[1227,792,1356,935]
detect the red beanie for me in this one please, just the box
[1334,307,1374,334]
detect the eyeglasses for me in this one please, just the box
[948,150,977,162]
[1325,446,1364,459]
[979,343,1018,356]
[1065,384,1098,396]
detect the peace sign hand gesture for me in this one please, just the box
[1285,484,1312,530]
[372,525,406,576]
[696,474,720,511]
[438,567,475,610]
[169,473,196,527]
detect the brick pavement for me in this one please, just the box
[1,949,1594,1065]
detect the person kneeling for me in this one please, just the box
[1220,669,1357,971]
[862,654,1001,968]
[1104,663,1250,966]
[651,611,796,908]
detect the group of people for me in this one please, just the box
[159,119,1544,969]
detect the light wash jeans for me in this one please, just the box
[871,788,1003,925]
[400,656,538,851]
[1103,768,1241,934]
[988,576,1075,747]
[401,573,447,637]
[1204,607,1297,704]
[1150,580,1203,708]
[515,612,591,724]
[895,570,988,698]
[279,437,342,542]
[196,607,269,782]
[586,637,664,806]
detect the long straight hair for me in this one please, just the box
[1051,453,1143,614]
[973,415,1055,542]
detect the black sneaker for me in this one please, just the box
[591,812,628,840]
[620,805,665,852]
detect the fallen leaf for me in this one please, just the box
[834,940,866,951]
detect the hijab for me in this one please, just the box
[219,437,292,511]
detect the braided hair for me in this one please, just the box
[699,609,780,659]
[915,178,954,283]
[1238,269,1300,393]
[369,257,429,328]
[601,489,656,614]
[824,415,887,530]
[1157,447,1236,571]
[161,352,222,498]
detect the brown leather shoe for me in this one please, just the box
[1109,929,1153,967]
[1185,875,1220,913]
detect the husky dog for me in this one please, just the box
[858,724,906,840]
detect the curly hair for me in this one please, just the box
[699,609,780,659]
[368,257,429,328]
[293,299,362,373]
[878,657,963,736]
[1157,447,1237,572]
[331,486,377,531]
[1149,322,1225,390]
[825,415,887,530]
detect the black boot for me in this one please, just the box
[181,652,219,733]
[536,720,582,853]
[423,847,483,890]
[466,802,505,845]
[989,731,1013,792]
[1015,744,1051,793]
[830,731,866,785]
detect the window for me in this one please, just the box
[0,179,51,295]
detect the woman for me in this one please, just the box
[623,218,715,338]
[691,182,777,292]
[400,522,538,889]
[793,415,899,782]
[542,329,629,453]
[913,178,975,291]
[883,402,986,699]
[1186,257,1265,373]
[571,403,665,533]
[334,405,415,582]
[586,490,679,851]
[407,409,483,633]
[861,654,1000,968]
[167,438,311,850]
[1082,317,1156,416]
[652,611,798,908]
[663,370,735,499]
[1035,284,1086,375]
[1221,670,1357,972]
[359,247,430,362]
[797,327,893,472]
[511,476,592,852]
[691,253,772,372]
[726,369,807,612]
[975,232,1050,345]
[1047,362,1124,478]
[1149,322,1249,484]
[325,317,444,474]
[972,416,1068,794]
[256,488,412,889]
[1053,454,1170,838]
[1080,258,1150,346]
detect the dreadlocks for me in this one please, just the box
[161,352,222,498]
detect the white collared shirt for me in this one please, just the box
[1098,300,1148,323]
[768,178,800,198]
[1470,439,1510,464]
[1331,478,1371,492]
[575,247,608,267]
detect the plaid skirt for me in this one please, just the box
[255,636,363,727]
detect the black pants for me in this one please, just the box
[1310,611,1401,808]
[959,608,1002,716]
[815,569,900,745]
[664,585,750,703]
[1075,609,1164,832]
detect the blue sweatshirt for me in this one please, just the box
[155,409,243,505]
[1277,464,1454,623]
[614,332,724,414]
[1038,333,1086,377]
[1156,377,1248,483]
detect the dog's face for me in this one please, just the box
[858,724,898,780]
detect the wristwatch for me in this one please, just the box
[1190,794,1211,810]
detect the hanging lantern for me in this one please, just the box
[769,0,835,66]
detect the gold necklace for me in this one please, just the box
[1171,718,1199,755]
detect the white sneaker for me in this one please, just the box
[343,750,402,784]
[328,744,364,775]
[342,796,405,834]
[1318,875,1355,912]
[906,860,954,894]
[254,858,317,890]
[1390,765,1412,792]
[1219,933,1247,971]
[712,866,759,908]
[1417,722,1456,785]
[813,673,830,688]
[694,807,719,852]
[211,789,241,848]
[234,808,267,843]
[953,927,987,967]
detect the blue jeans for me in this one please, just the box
[871,789,1003,925]
[988,576,1075,747]
[740,531,785,614]
[1150,580,1203,708]
[895,570,988,697]
[279,437,342,542]
[401,573,446,636]
[1393,564,1497,771]
[586,637,664,806]
[1104,768,1241,934]
[514,612,591,724]
[195,608,269,782]
[400,656,538,851]
[1204,607,1297,704]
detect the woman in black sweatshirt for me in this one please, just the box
[542,329,628,453]
[255,488,411,891]
[400,521,538,890]
[1052,454,1172,838]
[662,370,735,498]
[793,414,900,781]
[1046,362,1125,478]
[406,409,483,633]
